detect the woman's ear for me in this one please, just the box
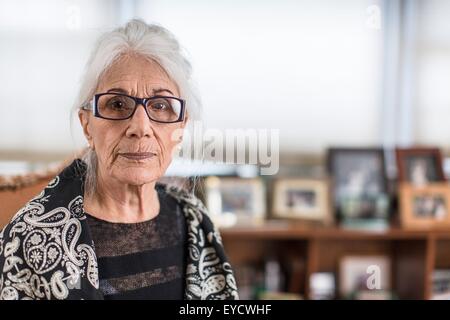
[78,110,95,150]
[182,113,189,128]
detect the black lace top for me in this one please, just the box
[85,186,187,299]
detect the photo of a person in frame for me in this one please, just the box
[406,155,441,187]
[413,195,447,219]
[286,189,317,210]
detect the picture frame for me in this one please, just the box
[272,178,332,224]
[399,183,450,230]
[432,269,450,300]
[204,176,266,227]
[395,147,446,185]
[339,255,392,300]
[327,148,390,228]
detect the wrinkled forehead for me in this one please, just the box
[96,54,180,97]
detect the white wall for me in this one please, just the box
[416,0,450,148]
[139,0,383,153]
[0,0,386,156]
[0,0,117,153]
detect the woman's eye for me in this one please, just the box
[108,99,127,110]
[150,101,169,111]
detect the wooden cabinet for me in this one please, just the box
[221,223,450,299]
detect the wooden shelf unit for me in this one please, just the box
[220,222,450,299]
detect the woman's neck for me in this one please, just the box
[84,177,160,223]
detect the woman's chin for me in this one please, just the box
[114,167,160,186]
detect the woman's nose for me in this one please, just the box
[125,104,155,138]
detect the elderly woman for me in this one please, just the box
[0,19,238,300]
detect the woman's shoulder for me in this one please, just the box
[156,181,225,251]
[156,181,207,212]
[155,181,219,230]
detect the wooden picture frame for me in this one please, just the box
[272,178,332,224]
[339,255,392,300]
[395,147,446,184]
[399,183,450,230]
[327,148,389,225]
[204,176,266,227]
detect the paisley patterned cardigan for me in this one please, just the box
[0,159,238,300]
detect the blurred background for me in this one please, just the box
[2,0,450,300]
[3,0,450,165]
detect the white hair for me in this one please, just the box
[72,19,201,196]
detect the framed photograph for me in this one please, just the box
[327,148,389,226]
[396,147,446,185]
[272,178,331,223]
[432,270,450,300]
[339,255,392,300]
[204,176,266,227]
[399,183,450,229]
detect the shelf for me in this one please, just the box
[220,221,450,240]
[220,221,450,300]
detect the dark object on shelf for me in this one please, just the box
[327,147,390,230]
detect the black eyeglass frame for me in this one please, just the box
[81,92,186,123]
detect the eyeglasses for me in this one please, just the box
[81,93,186,123]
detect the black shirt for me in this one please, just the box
[85,186,186,300]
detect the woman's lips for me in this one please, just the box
[119,152,156,161]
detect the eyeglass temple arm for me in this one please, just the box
[81,100,94,111]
